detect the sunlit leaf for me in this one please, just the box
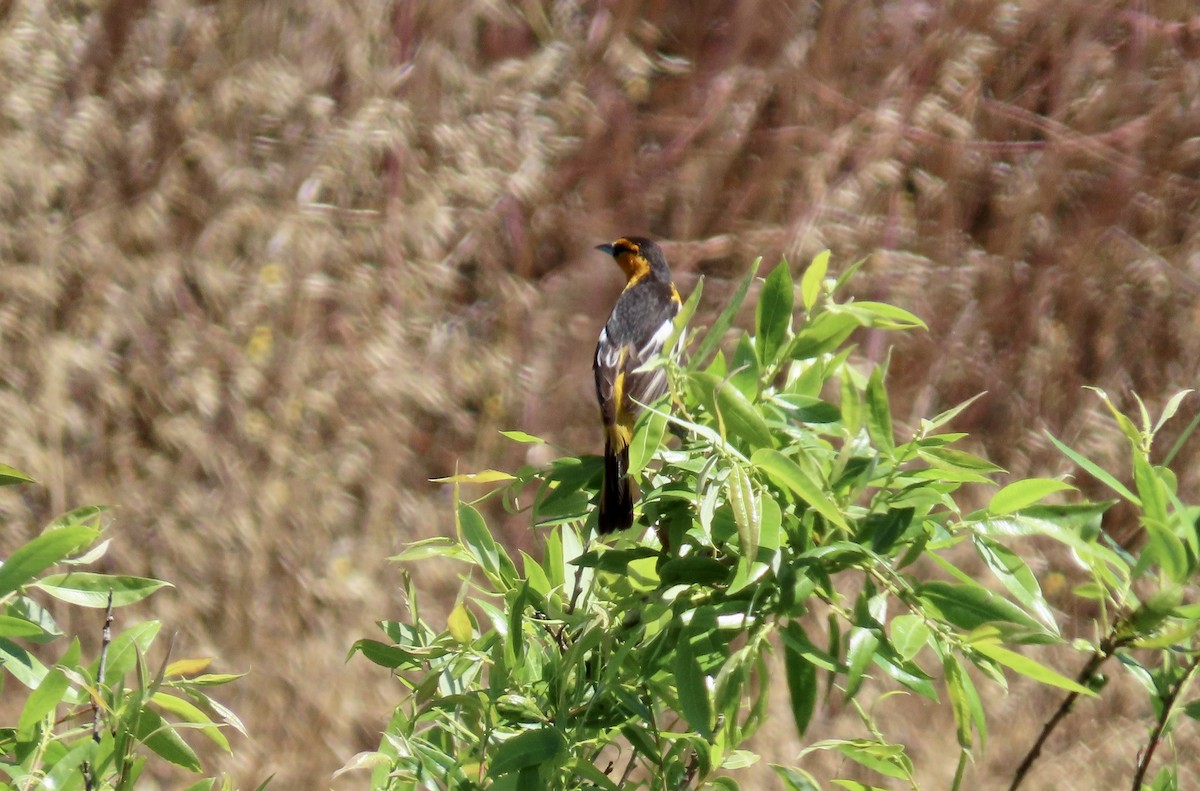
[0,526,100,599]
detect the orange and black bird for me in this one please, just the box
[593,237,682,533]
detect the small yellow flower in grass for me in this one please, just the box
[246,325,273,363]
[259,262,284,286]
[448,603,473,644]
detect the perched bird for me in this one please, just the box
[593,237,682,533]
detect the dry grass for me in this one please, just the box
[0,0,1198,787]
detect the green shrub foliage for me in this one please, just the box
[354,254,1199,791]
[0,471,251,791]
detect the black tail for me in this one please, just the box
[598,437,633,533]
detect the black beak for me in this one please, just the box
[595,243,615,256]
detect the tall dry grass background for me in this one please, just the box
[1,0,1198,787]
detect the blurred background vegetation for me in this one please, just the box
[0,0,1197,787]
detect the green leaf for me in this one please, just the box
[151,691,230,751]
[782,623,817,736]
[918,580,1045,633]
[675,632,713,739]
[922,392,987,432]
[840,301,927,330]
[730,332,761,400]
[490,727,567,776]
[969,641,1096,696]
[917,447,1004,474]
[659,556,730,586]
[801,739,910,780]
[1045,431,1139,504]
[845,627,878,699]
[972,537,1057,632]
[691,372,775,451]
[18,667,68,739]
[772,765,822,791]
[0,525,100,598]
[789,311,861,360]
[889,615,929,662]
[457,504,516,587]
[431,469,516,484]
[389,537,470,563]
[772,394,841,423]
[943,655,973,748]
[752,449,847,529]
[1154,389,1193,434]
[0,464,35,486]
[103,620,162,687]
[728,464,759,559]
[33,572,171,607]
[988,478,1076,515]
[0,636,50,688]
[499,430,546,444]
[757,261,794,366]
[448,604,473,644]
[1132,454,1167,524]
[800,250,829,312]
[0,614,48,639]
[692,257,760,368]
[135,706,203,771]
[629,406,668,477]
[865,366,894,455]
[1137,517,1189,583]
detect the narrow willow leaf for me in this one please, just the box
[1154,389,1193,434]
[918,580,1045,633]
[728,464,759,559]
[782,623,817,736]
[788,311,861,360]
[988,478,1076,515]
[674,633,713,739]
[1044,431,1139,504]
[34,572,171,607]
[498,430,546,444]
[1132,454,1167,524]
[922,392,987,432]
[889,615,930,662]
[629,406,668,476]
[0,526,100,599]
[448,604,473,644]
[757,261,794,366]
[800,250,830,312]
[692,258,760,368]
[136,707,203,771]
[865,366,894,455]
[18,667,68,739]
[690,372,774,450]
[752,449,847,529]
[0,463,35,486]
[969,641,1095,696]
[431,469,516,484]
[844,627,879,699]
[943,655,973,748]
[841,301,927,330]
[972,537,1058,632]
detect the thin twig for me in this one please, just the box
[1130,654,1200,791]
[82,590,114,791]
[1009,631,1128,791]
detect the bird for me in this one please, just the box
[593,236,682,533]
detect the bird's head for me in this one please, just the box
[596,236,671,285]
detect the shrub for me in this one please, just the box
[0,466,252,791]
[351,253,1199,790]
